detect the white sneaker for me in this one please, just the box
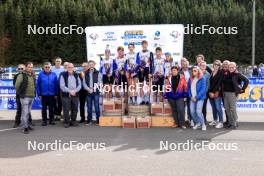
[202,124,207,131]
[209,121,217,126]
[215,122,223,129]
[193,123,201,130]
[190,120,194,127]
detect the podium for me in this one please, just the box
[100,99,175,128]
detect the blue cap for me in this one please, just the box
[165,52,171,56]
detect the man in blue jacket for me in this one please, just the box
[37,62,58,126]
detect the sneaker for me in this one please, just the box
[209,121,217,126]
[23,128,29,134]
[179,125,186,129]
[215,122,223,129]
[193,123,201,130]
[190,120,194,128]
[202,124,207,131]
[64,123,70,128]
[85,122,93,126]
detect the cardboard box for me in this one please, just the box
[151,103,163,115]
[99,116,122,126]
[103,100,115,111]
[122,116,136,128]
[163,103,172,115]
[151,116,175,127]
[114,99,123,110]
[136,116,151,128]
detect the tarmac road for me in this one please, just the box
[0,110,264,176]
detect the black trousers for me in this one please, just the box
[54,90,62,116]
[15,94,32,125]
[79,89,87,120]
[62,96,79,124]
[202,97,208,123]
[168,98,185,126]
[41,96,56,123]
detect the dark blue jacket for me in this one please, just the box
[188,76,207,100]
[37,71,58,96]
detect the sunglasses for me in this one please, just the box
[192,70,198,72]
[44,66,50,68]
[18,68,24,70]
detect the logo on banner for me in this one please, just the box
[153,31,165,47]
[102,32,117,42]
[89,33,99,44]
[170,31,181,42]
[121,30,147,46]
[154,31,161,40]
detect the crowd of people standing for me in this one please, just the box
[13,40,249,134]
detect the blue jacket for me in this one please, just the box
[37,71,58,96]
[188,76,207,100]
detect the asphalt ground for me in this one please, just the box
[0,110,264,176]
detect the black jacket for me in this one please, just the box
[232,72,249,95]
[209,70,223,93]
[222,71,249,95]
[13,73,19,86]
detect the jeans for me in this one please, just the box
[209,97,223,122]
[87,93,100,123]
[41,96,55,123]
[185,97,192,121]
[168,98,185,126]
[20,97,34,128]
[190,99,205,125]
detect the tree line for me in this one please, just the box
[0,0,263,66]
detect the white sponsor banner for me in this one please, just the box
[85,24,184,69]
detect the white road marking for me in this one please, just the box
[0,127,17,132]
